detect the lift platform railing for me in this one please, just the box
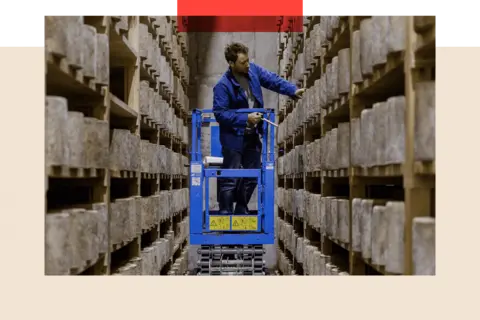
[189,108,276,245]
[190,108,275,163]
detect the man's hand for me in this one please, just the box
[247,112,262,125]
[295,88,305,99]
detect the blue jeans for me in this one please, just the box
[217,134,262,214]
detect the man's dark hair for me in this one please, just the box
[224,42,249,64]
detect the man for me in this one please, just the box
[213,42,305,215]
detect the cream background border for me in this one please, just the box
[0,47,476,318]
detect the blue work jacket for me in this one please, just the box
[212,63,298,152]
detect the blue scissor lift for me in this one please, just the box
[189,108,276,275]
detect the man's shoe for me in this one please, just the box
[233,204,249,215]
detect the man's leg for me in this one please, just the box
[234,135,262,214]
[218,147,242,214]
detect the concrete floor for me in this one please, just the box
[187,31,280,273]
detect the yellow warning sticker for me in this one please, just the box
[209,216,231,230]
[231,216,258,231]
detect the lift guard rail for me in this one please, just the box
[189,108,276,246]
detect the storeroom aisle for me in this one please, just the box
[44,16,435,276]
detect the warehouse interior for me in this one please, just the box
[44,16,435,276]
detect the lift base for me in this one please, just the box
[196,245,266,275]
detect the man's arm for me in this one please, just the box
[254,63,298,98]
[212,83,249,127]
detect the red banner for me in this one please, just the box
[177,0,303,16]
